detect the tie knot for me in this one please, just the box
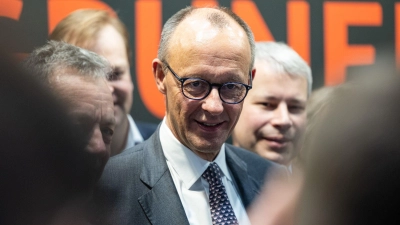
[202,162,223,185]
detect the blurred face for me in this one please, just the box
[52,72,115,179]
[233,60,308,165]
[154,13,254,161]
[93,24,133,126]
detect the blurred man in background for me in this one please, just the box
[232,42,312,166]
[0,42,102,224]
[50,9,156,156]
[23,40,115,183]
[298,72,400,225]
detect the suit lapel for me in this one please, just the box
[138,129,189,225]
[225,146,259,209]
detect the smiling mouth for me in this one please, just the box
[266,137,288,143]
[264,137,290,150]
[196,121,224,130]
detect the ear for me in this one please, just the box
[152,58,167,95]
[250,67,256,85]
[251,67,256,80]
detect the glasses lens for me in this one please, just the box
[182,78,210,99]
[220,83,247,103]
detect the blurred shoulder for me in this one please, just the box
[225,144,286,179]
[226,144,279,166]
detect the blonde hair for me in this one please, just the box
[50,9,131,63]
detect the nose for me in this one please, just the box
[271,103,292,131]
[107,82,115,93]
[86,128,109,164]
[201,88,224,116]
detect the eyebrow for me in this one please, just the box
[263,96,306,104]
[187,74,248,84]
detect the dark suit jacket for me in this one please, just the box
[93,127,283,225]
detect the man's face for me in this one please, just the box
[52,72,115,179]
[156,13,253,161]
[233,60,308,165]
[93,24,133,126]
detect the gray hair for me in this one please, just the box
[23,40,112,84]
[158,6,255,70]
[255,42,312,95]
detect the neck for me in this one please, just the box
[195,150,220,162]
[111,115,130,156]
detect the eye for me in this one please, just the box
[102,128,114,136]
[191,80,201,87]
[288,105,305,114]
[182,79,209,98]
[109,69,123,81]
[261,102,270,107]
[185,79,207,89]
[260,102,276,109]
[225,83,241,90]
[102,128,114,144]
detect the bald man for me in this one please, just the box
[94,7,282,225]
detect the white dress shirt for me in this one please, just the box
[124,114,144,150]
[159,118,251,225]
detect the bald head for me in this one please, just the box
[158,7,255,69]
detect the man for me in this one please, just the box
[232,42,312,166]
[23,40,116,183]
[95,7,282,225]
[50,9,157,156]
[0,48,91,225]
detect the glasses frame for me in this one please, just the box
[164,62,252,104]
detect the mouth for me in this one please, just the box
[264,137,291,150]
[196,120,224,131]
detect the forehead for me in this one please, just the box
[50,72,112,108]
[167,10,252,77]
[92,25,129,67]
[252,60,308,100]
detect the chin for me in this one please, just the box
[192,140,221,154]
[261,150,286,164]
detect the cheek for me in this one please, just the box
[109,81,132,96]
[166,91,188,120]
[123,71,133,81]
[120,81,134,96]
[292,114,307,130]
[123,73,134,89]
[241,105,268,129]
[182,99,203,118]
[226,103,243,122]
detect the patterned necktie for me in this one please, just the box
[202,162,239,225]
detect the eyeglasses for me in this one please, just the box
[164,63,252,104]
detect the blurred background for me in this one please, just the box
[0,0,398,124]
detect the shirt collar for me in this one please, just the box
[159,118,232,189]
